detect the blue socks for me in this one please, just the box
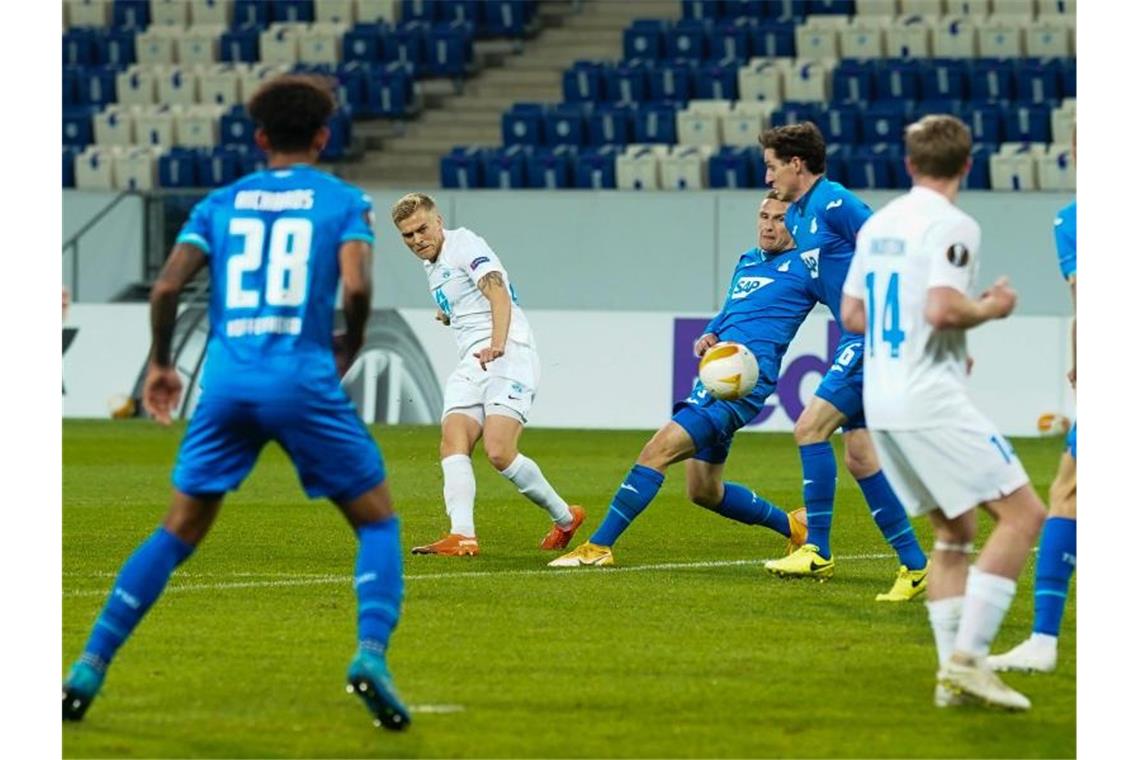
[1033,516,1076,636]
[590,464,665,547]
[800,442,837,559]
[858,472,927,571]
[711,482,791,537]
[355,516,404,655]
[82,527,195,669]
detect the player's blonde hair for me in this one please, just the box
[391,192,438,224]
[905,115,972,180]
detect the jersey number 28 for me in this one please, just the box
[865,271,906,358]
[226,217,312,309]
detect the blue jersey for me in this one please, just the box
[176,165,375,398]
[1054,200,1076,281]
[705,245,817,382]
[785,176,873,324]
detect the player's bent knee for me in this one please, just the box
[483,445,518,472]
[686,481,721,510]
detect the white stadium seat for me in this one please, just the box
[932,17,978,57]
[1050,104,1075,147]
[1037,144,1075,191]
[898,0,945,15]
[723,101,775,147]
[1036,0,1076,19]
[840,17,887,59]
[67,0,111,28]
[157,66,199,106]
[616,145,665,191]
[676,100,731,148]
[260,24,303,66]
[136,28,178,65]
[178,26,224,66]
[1026,18,1073,57]
[661,146,713,191]
[149,0,189,26]
[134,105,181,148]
[944,0,992,16]
[356,0,400,24]
[75,146,119,191]
[198,64,243,107]
[783,59,834,102]
[298,23,347,65]
[239,64,291,102]
[886,16,933,57]
[116,65,160,106]
[854,0,898,15]
[94,105,136,146]
[316,0,356,24]
[990,143,1041,190]
[190,0,232,25]
[990,0,1038,18]
[176,105,225,148]
[795,23,840,60]
[978,20,1026,57]
[113,146,160,191]
[738,60,786,103]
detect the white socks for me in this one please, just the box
[955,567,1018,658]
[500,454,574,526]
[926,596,964,667]
[441,454,476,537]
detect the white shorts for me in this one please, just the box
[871,426,1030,520]
[442,339,540,425]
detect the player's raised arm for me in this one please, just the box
[336,239,373,377]
[145,242,207,424]
[474,270,510,370]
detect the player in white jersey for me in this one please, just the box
[839,116,1045,711]
[391,193,585,556]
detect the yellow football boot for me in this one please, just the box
[763,543,834,580]
[547,542,614,568]
[875,565,928,602]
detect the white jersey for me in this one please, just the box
[423,227,535,356]
[842,186,985,430]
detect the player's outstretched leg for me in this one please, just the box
[482,413,585,550]
[338,481,411,731]
[63,492,217,721]
[413,413,481,556]
[685,459,806,554]
[989,448,1076,674]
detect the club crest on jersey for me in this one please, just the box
[799,248,821,279]
[946,243,970,267]
[731,276,775,299]
[470,256,490,271]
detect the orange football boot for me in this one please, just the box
[539,505,586,550]
[410,533,480,556]
[785,508,808,556]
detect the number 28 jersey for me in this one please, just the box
[842,186,984,431]
[176,165,375,397]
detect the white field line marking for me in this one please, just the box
[63,553,899,598]
[409,704,465,714]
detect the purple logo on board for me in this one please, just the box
[671,318,842,427]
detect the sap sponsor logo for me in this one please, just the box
[470,256,491,270]
[799,248,820,279]
[731,276,775,299]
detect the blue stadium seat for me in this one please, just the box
[808,0,853,13]
[443,1,483,27]
[771,101,824,129]
[563,61,607,103]
[63,147,78,188]
[483,1,532,38]
[750,21,796,58]
[334,63,372,111]
[502,103,545,146]
[709,146,758,188]
[272,0,315,23]
[220,27,261,63]
[962,143,995,189]
[696,59,740,99]
[441,146,484,188]
[682,0,725,20]
[668,20,711,60]
[1015,61,1061,104]
[605,61,650,104]
[832,60,875,104]
[369,63,416,116]
[818,104,861,145]
[233,0,271,27]
[401,0,440,23]
[912,98,964,120]
[623,20,668,61]
[1058,58,1076,98]
[544,105,587,148]
[63,30,97,68]
[527,146,576,188]
[574,147,618,188]
[861,101,911,144]
[710,19,753,60]
[648,61,694,103]
[221,107,256,148]
[919,59,968,101]
[344,24,386,63]
[824,143,850,186]
[726,0,806,21]
[386,23,428,70]
[93,29,137,67]
[969,59,1016,101]
[1002,105,1051,143]
[424,21,474,77]
[77,66,120,108]
[877,59,921,101]
[159,148,199,188]
[964,103,1004,144]
[482,145,529,188]
[632,102,679,144]
[238,148,269,177]
[112,0,149,29]
[63,68,79,107]
[846,144,900,189]
[63,107,95,148]
[588,105,633,147]
[198,147,244,188]
[321,109,352,159]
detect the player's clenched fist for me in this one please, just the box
[693,333,720,357]
[142,363,183,426]
[473,344,505,371]
[980,276,1017,319]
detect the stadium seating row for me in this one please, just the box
[63,143,270,191]
[677,0,1075,22]
[564,56,1075,106]
[623,13,1073,62]
[63,20,474,75]
[62,0,535,38]
[439,140,1073,191]
[498,97,1073,150]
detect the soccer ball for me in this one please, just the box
[698,342,759,400]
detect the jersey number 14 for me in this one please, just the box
[226,217,312,309]
[865,272,906,358]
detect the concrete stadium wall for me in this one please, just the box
[64,189,1073,315]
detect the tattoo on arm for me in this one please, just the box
[477,271,505,297]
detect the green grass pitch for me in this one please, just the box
[63,420,1075,758]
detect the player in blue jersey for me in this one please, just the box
[550,192,811,567]
[757,123,929,601]
[988,193,1077,674]
[62,76,411,730]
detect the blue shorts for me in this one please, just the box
[172,388,386,502]
[1066,420,1076,459]
[814,336,866,431]
[672,377,777,465]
